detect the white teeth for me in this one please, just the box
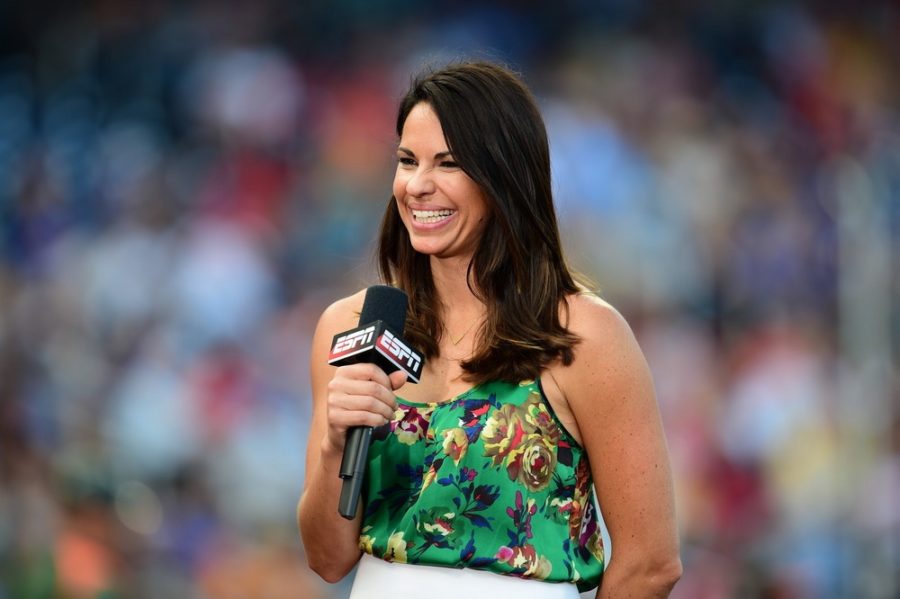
[412,209,454,224]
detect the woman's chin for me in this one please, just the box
[410,242,472,262]
[411,243,447,257]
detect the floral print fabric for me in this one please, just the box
[359,380,604,591]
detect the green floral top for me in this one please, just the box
[358,379,605,592]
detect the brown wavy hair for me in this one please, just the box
[378,61,586,384]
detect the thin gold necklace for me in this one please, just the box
[447,320,478,345]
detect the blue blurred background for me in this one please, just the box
[0,1,897,597]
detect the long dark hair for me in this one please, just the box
[378,61,585,384]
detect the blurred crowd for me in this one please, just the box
[0,1,897,598]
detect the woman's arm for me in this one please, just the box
[558,295,682,598]
[297,291,407,582]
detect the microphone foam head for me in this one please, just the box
[359,285,408,333]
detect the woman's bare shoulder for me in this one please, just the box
[309,288,373,391]
[556,291,649,394]
[564,291,632,341]
[316,288,368,333]
[309,289,371,366]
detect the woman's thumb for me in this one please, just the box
[388,370,408,390]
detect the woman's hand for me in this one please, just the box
[323,363,408,454]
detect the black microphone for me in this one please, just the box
[327,285,424,519]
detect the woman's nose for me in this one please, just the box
[405,166,435,196]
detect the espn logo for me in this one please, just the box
[329,325,376,361]
[376,329,422,380]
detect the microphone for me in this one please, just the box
[327,285,424,519]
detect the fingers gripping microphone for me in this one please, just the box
[327,285,424,519]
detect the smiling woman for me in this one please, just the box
[377,63,583,382]
[392,103,489,261]
[298,61,682,599]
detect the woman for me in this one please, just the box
[298,62,681,598]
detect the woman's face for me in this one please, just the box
[393,102,489,262]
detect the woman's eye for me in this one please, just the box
[398,157,416,166]
[440,160,459,168]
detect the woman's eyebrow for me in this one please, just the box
[396,147,452,159]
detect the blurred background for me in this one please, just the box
[0,0,897,597]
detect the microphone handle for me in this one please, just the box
[339,426,364,479]
[338,426,372,519]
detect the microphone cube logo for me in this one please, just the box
[328,320,425,382]
[329,325,376,361]
[376,329,423,381]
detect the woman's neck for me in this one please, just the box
[429,255,484,320]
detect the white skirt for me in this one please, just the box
[349,553,582,599]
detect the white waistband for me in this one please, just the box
[349,554,582,599]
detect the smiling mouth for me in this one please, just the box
[412,209,456,224]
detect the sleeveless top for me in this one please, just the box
[358,379,605,592]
